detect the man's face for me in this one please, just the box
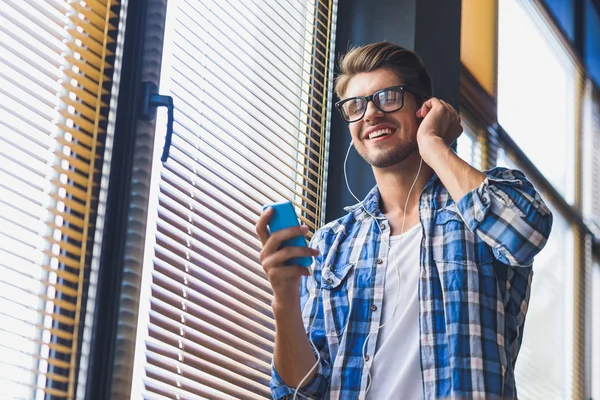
[342,68,420,169]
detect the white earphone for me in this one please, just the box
[294,140,423,399]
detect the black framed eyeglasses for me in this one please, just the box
[335,85,428,123]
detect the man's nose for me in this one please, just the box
[363,101,383,122]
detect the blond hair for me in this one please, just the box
[335,42,432,105]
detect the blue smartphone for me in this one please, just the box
[262,200,312,267]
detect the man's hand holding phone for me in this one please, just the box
[256,201,319,308]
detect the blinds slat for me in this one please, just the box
[154,233,273,301]
[156,207,264,278]
[169,71,324,179]
[171,106,321,189]
[55,136,96,161]
[151,261,275,341]
[162,165,258,228]
[167,145,317,220]
[67,28,111,58]
[0,41,62,81]
[1,7,64,50]
[148,312,271,374]
[155,218,267,285]
[155,243,272,308]
[167,150,265,212]
[170,64,323,156]
[255,0,329,56]
[175,9,324,116]
[84,0,119,19]
[0,84,56,120]
[71,2,117,33]
[12,0,68,29]
[145,350,267,399]
[172,14,326,131]
[68,15,114,45]
[145,363,237,400]
[0,313,75,350]
[1,138,52,174]
[0,136,54,175]
[168,131,320,216]
[160,170,258,234]
[169,74,322,174]
[148,317,271,378]
[53,164,93,188]
[227,0,328,74]
[184,0,326,99]
[149,294,273,366]
[0,25,63,68]
[0,313,74,342]
[0,59,60,103]
[64,68,111,98]
[0,157,50,192]
[158,190,261,255]
[0,342,69,370]
[143,378,208,400]
[146,340,271,395]
[0,260,80,301]
[0,97,57,134]
[171,34,324,133]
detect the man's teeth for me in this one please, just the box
[368,128,393,139]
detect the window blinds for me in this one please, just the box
[0,0,118,397]
[456,117,483,170]
[131,0,337,398]
[582,81,600,236]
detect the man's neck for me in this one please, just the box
[372,151,434,218]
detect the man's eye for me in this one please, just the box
[346,100,362,114]
[380,90,401,104]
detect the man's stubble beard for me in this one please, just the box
[355,136,418,169]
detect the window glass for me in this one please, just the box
[498,0,576,204]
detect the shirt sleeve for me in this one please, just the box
[456,167,553,266]
[269,229,332,399]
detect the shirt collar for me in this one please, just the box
[342,173,440,219]
[343,185,382,219]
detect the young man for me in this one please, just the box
[256,42,553,399]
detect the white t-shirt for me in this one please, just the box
[366,224,424,400]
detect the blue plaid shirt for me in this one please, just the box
[270,168,553,399]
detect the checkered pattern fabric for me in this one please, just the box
[270,168,553,400]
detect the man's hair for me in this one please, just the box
[334,42,433,105]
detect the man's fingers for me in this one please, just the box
[417,102,432,118]
[417,97,444,118]
[265,245,319,267]
[256,207,273,245]
[261,225,310,258]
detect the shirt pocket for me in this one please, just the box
[321,262,355,338]
[433,204,494,265]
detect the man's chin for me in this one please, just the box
[364,148,419,169]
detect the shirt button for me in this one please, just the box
[326,278,333,284]
[364,355,370,362]
[376,258,383,264]
[370,304,377,311]
[380,223,386,230]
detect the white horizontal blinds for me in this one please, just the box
[456,117,483,170]
[139,0,334,398]
[0,0,118,398]
[498,145,576,399]
[582,81,600,236]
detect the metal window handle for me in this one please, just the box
[140,81,174,162]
